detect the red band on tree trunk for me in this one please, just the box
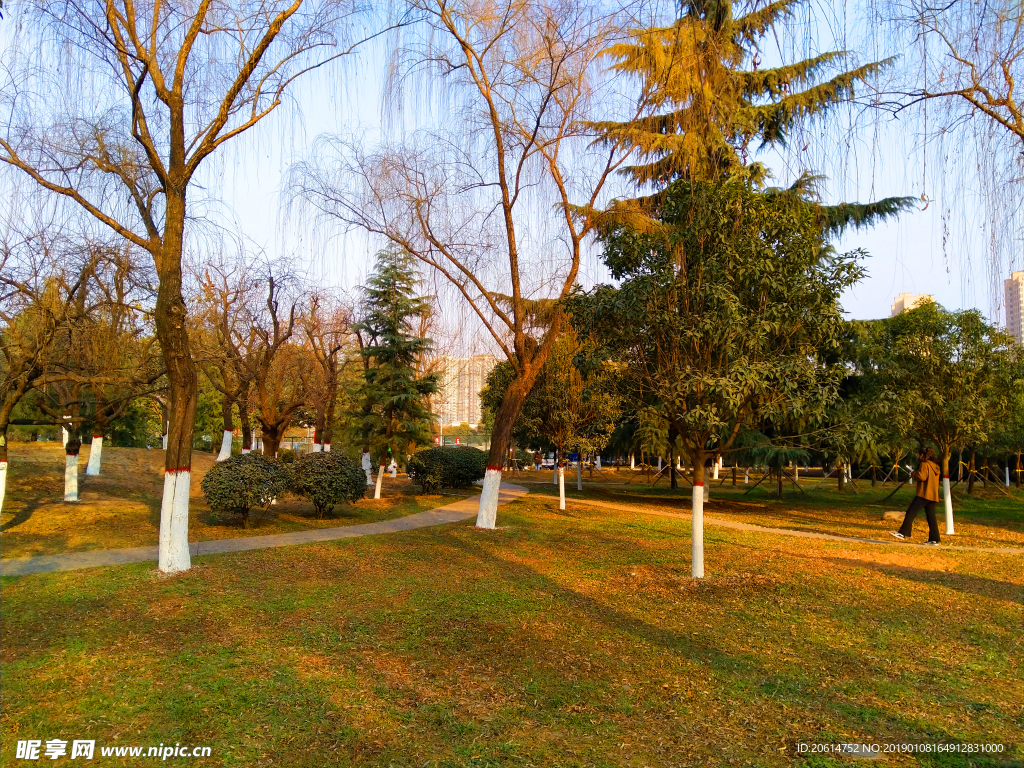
[486,466,502,471]
[166,466,191,474]
[693,481,704,486]
[93,434,102,438]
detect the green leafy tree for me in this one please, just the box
[353,248,439,468]
[573,178,863,575]
[854,302,1023,524]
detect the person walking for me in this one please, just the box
[891,447,941,545]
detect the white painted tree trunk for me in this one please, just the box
[86,435,104,476]
[744,467,749,484]
[630,454,635,470]
[311,442,323,453]
[216,430,233,461]
[64,452,79,502]
[943,475,955,535]
[677,455,681,470]
[794,465,799,482]
[62,426,69,447]
[558,465,566,511]
[159,470,191,573]
[162,433,168,450]
[712,459,719,480]
[0,460,7,515]
[389,459,397,478]
[691,482,705,578]
[476,467,502,528]
[362,451,373,485]
[576,459,582,491]
[595,455,601,470]
[1006,466,1010,487]
[241,447,251,455]
[657,457,662,471]
[323,442,331,453]
[374,464,384,499]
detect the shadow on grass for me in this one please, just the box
[1,497,47,532]
[822,556,1023,605]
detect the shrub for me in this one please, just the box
[278,448,297,464]
[286,452,366,518]
[200,453,288,528]
[406,446,488,494]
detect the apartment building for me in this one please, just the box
[435,354,498,427]
[890,292,933,317]
[1005,271,1024,344]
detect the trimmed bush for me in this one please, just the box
[278,448,297,464]
[406,446,488,494]
[286,452,366,518]
[201,453,287,528]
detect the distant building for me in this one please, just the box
[1006,271,1024,344]
[890,292,933,317]
[435,354,498,427]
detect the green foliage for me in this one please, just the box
[572,178,863,480]
[201,453,288,528]
[853,301,1024,474]
[285,451,367,518]
[406,446,488,494]
[277,448,297,464]
[353,246,438,459]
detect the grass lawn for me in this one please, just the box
[0,443,468,559]
[1,487,1020,767]
[510,468,1024,550]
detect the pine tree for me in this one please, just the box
[353,247,438,466]
[591,0,914,232]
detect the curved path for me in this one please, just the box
[3,484,1018,578]
[567,497,1023,555]
[0,484,528,577]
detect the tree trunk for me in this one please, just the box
[217,397,234,461]
[777,465,783,498]
[732,466,736,486]
[940,449,955,535]
[64,434,81,502]
[576,458,582,491]
[0,429,7,516]
[981,456,988,488]
[871,465,876,487]
[1016,452,1022,488]
[967,450,976,495]
[690,451,707,578]
[86,428,104,476]
[669,447,677,489]
[153,202,198,575]
[837,460,845,492]
[558,462,566,510]
[374,462,384,499]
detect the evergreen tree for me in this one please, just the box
[353,248,439,466]
[591,0,914,232]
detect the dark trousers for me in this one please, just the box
[899,496,940,542]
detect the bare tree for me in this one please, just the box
[294,0,645,527]
[1,1,375,572]
[0,233,99,509]
[302,292,353,452]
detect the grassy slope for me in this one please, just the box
[1,492,1020,767]
[0,443,469,559]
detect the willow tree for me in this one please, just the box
[1,2,368,573]
[294,0,647,528]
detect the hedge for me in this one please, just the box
[200,453,287,528]
[406,446,488,494]
[286,452,366,518]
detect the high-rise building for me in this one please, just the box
[890,292,933,317]
[435,354,498,427]
[1006,271,1024,344]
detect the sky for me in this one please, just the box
[2,2,1019,331]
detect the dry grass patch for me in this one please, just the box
[0,443,469,559]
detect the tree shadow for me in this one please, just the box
[0,498,46,532]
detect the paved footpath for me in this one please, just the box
[3,484,1019,577]
[0,484,528,577]
[566,496,1023,555]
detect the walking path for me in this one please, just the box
[567,497,1023,555]
[0,484,528,577]
[3,484,1018,578]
